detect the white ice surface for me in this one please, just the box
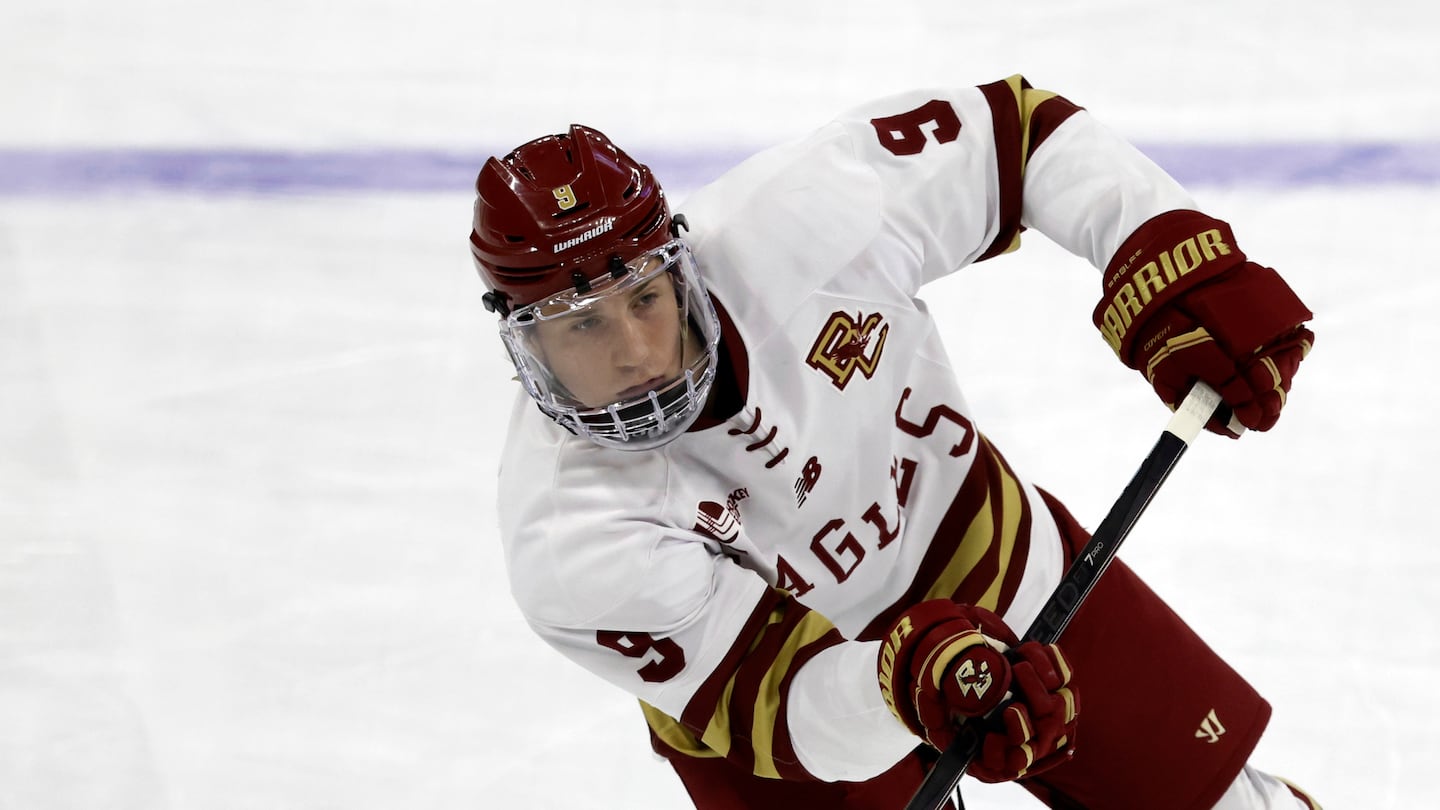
[4,2,1439,808]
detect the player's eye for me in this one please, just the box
[569,315,603,333]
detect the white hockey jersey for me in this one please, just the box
[496,75,1197,783]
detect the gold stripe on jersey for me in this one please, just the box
[641,699,721,759]
[859,434,1035,642]
[645,589,844,780]
[746,608,842,777]
[920,435,1027,611]
[976,75,1085,262]
[1000,74,1061,177]
[972,442,1028,611]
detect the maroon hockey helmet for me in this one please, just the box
[470,124,675,316]
[470,126,722,451]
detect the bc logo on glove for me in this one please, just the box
[954,658,993,700]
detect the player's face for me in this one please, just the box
[533,266,697,408]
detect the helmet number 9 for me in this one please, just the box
[596,630,686,683]
[552,184,578,211]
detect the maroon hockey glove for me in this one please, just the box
[1093,210,1314,436]
[877,600,1078,783]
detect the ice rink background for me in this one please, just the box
[3,1,1439,808]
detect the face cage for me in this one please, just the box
[497,239,721,451]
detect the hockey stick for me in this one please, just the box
[902,382,1231,810]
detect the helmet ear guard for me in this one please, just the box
[481,289,511,317]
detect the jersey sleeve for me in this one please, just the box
[828,74,1196,288]
[514,517,918,782]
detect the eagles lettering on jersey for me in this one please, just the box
[498,74,1201,781]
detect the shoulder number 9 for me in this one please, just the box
[870,99,962,156]
[596,630,686,683]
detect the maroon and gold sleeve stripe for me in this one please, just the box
[859,434,1034,642]
[975,74,1085,262]
[642,587,845,780]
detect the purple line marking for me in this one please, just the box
[1135,142,1440,188]
[1,142,1437,196]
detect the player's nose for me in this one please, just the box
[609,312,652,369]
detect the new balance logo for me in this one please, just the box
[794,456,821,506]
[1195,708,1226,744]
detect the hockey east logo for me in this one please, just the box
[806,310,889,390]
[693,489,749,558]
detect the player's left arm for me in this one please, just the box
[996,74,1315,434]
[521,533,919,784]
[633,585,920,783]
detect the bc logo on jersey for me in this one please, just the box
[806,310,889,390]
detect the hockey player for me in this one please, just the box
[469,75,1320,809]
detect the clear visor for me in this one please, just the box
[498,239,720,450]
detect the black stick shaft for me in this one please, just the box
[902,384,1224,810]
